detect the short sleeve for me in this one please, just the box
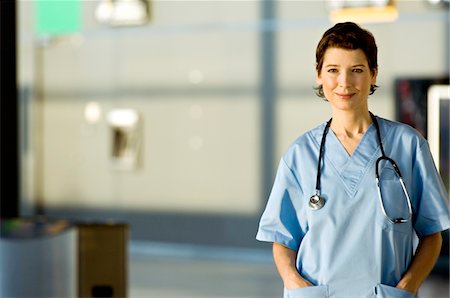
[412,141,450,237]
[256,157,306,250]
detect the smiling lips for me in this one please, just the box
[336,92,355,99]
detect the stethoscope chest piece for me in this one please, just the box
[309,193,325,210]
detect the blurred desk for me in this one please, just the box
[0,218,77,297]
[0,218,128,298]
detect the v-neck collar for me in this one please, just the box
[314,121,382,198]
[327,123,376,166]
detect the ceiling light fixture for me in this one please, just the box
[327,0,399,24]
[95,0,150,27]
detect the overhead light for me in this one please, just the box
[327,0,399,24]
[95,0,150,27]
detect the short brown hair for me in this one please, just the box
[315,22,378,98]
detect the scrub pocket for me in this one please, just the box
[284,285,329,298]
[377,166,412,228]
[376,166,413,234]
[374,284,416,298]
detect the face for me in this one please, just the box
[316,47,377,113]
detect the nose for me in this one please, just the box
[338,71,352,87]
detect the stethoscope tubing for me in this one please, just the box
[310,112,413,224]
[314,119,332,196]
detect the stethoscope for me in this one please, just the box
[309,112,413,224]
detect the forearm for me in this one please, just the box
[273,242,312,289]
[397,232,443,294]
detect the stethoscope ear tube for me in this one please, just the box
[376,174,413,224]
[372,112,413,224]
[375,156,402,179]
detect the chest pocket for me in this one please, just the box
[377,166,412,231]
[376,166,414,278]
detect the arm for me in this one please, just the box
[273,242,312,290]
[396,232,443,294]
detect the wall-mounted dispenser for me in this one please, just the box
[107,109,142,171]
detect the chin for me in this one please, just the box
[330,102,365,113]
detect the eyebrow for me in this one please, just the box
[324,64,367,68]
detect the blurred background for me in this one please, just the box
[1,0,449,297]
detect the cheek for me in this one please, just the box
[320,76,335,88]
[355,76,372,88]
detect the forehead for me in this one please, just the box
[322,47,369,66]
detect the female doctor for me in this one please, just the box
[256,22,450,298]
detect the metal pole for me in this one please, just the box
[260,0,277,205]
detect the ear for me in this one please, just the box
[371,68,378,85]
[316,71,323,85]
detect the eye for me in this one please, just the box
[327,68,338,73]
[352,68,363,73]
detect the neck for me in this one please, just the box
[330,110,372,138]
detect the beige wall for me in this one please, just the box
[18,1,449,215]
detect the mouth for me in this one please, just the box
[335,93,355,100]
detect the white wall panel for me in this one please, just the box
[42,97,261,214]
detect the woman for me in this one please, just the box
[256,22,450,298]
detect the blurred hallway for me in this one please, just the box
[129,242,449,298]
[2,2,448,297]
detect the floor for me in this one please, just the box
[128,242,449,298]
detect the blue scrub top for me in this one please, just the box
[256,117,450,298]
